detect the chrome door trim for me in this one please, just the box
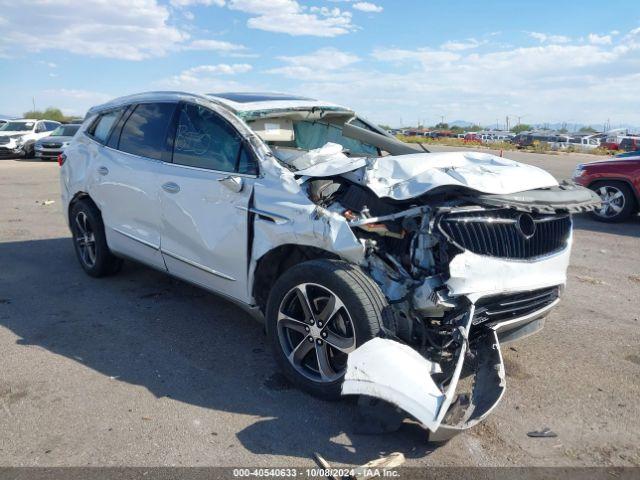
[162,249,236,281]
[161,160,259,179]
[112,227,160,251]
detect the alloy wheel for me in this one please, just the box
[276,283,356,383]
[74,211,97,268]
[596,185,626,218]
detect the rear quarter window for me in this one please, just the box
[118,103,176,160]
[89,110,123,144]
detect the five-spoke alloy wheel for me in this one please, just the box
[277,283,356,383]
[267,259,388,399]
[589,181,637,223]
[70,199,123,277]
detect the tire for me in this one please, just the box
[589,181,637,223]
[266,259,388,400]
[69,199,123,277]
[23,143,35,159]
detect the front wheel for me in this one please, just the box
[266,259,388,400]
[589,181,637,222]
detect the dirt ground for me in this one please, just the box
[0,150,639,467]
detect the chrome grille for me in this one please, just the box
[439,209,571,259]
[472,287,559,326]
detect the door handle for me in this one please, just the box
[162,182,180,194]
[97,166,109,176]
[217,175,244,193]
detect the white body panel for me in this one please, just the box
[89,146,167,270]
[157,163,253,302]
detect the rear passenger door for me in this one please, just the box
[157,102,258,302]
[89,102,177,271]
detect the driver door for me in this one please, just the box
[158,102,259,303]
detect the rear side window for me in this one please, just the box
[172,103,256,174]
[118,103,176,160]
[91,110,122,144]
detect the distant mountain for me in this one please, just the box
[0,114,19,120]
[449,120,474,127]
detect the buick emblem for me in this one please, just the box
[516,213,536,239]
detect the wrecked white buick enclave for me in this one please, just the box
[60,92,599,439]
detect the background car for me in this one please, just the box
[0,119,60,157]
[34,123,80,161]
[573,151,640,222]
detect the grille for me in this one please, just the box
[473,287,559,326]
[0,137,10,145]
[42,143,62,148]
[438,209,571,259]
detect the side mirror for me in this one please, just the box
[217,175,244,193]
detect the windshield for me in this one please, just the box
[0,121,35,132]
[51,125,80,137]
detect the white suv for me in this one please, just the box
[0,119,61,157]
[60,92,598,439]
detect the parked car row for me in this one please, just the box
[0,119,80,159]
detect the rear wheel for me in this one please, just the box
[70,199,123,277]
[266,259,388,400]
[589,181,637,222]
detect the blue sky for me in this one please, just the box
[1,0,639,127]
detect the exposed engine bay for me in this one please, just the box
[244,107,601,438]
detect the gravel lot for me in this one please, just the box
[0,150,639,467]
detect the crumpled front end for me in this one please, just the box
[295,169,598,437]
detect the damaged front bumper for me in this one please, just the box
[342,306,506,441]
[341,244,572,439]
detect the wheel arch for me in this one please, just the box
[588,178,640,210]
[68,192,99,224]
[252,244,340,313]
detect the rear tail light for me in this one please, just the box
[58,153,66,166]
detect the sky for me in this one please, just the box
[0,0,639,128]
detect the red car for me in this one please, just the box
[573,151,640,222]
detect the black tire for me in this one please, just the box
[266,259,388,400]
[589,180,637,223]
[23,143,35,159]
[70,199,123,277]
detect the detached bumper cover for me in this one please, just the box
[343,309,506,439]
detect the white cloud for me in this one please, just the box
[268,28,640,126]
[352,2,383,13]
[0,0,188,60]
[38,89,112,116]
[0,0,246,61]
[588,33,612,45]
[160,63,253,91]
[528,32,571,44]
[228,0,356,37]
[440,39,483,51]
[266,47,360,79]
[170,0,225,6]
[184,39,248,52]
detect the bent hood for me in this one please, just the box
[298,150,559,200]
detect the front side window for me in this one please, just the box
[118,103,176,160]
[172,103,256,174]
[91,110,122,144]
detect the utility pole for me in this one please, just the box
[506,116,510,132]
[32,97,36,113]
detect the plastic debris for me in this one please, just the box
[527,427,558,438]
